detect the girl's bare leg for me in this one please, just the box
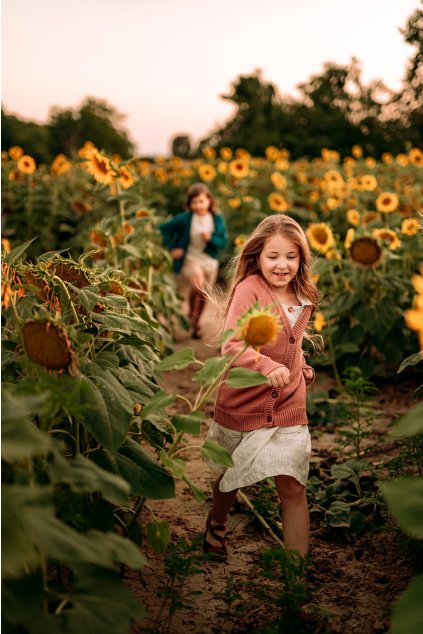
[205,474,238,548]
[274,474,310,557]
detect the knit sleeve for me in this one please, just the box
[301,353,315,385]
[221,278,285,376]
[207,214,228,250]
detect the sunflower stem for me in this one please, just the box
[237,490,284,547]
[52,275,79,323]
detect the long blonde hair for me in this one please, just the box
[223,214,320,318]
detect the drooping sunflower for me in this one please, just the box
[401,218,420,236]
[306,223,335,254]
[375,192,399,214]
[17,155,36,174]
[349,236,383,268]
[239,307,281,350]
[268,192,289,213]
[361,211,380,226]
[229,159,249,179]
[47,260,90,288]
[198,164,216,182]
[347,209,361,226]
[372,229,402,250]
[22,320,75,371]
[84,150,115,185]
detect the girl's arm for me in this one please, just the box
[158,214,183,249]
[222,282,285,377]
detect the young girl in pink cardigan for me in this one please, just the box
[203,214,319,559]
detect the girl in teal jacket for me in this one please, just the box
[159,183,228,339]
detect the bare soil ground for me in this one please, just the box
[126,302,421,634]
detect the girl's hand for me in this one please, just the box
[170,248,184,259]
[200,231,211,242]
[267,366,290,388]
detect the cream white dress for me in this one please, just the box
[206,299,312,493]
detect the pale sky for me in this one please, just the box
[1,0,419,155]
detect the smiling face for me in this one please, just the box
[189,192,211,216]
[258,233,301,298]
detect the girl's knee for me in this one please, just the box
[274,475,306,502]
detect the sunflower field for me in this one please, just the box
[2,142,423,633]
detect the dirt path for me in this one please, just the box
[126,302,418,634]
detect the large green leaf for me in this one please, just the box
[397,351,423,374]
[92,438,175,499]
[390,403,423,437]
[92,311,150,335]
[53,455,131,506]
[156,347,197,371]
[160,450,187,478]
[325,500,351,528]
[201,439,235,468]
[77,365,134,451]
[380,478,423,539]
[171,412,204,435]
[389,574,423,634]
[193,355,229,385]
[146,519,171,553]
[4,237,36,265]
[141,389,175,420]
[3,566,146,634]
[225,367,269,388]
[2,486,144,578]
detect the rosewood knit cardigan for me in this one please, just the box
[214,274,315,431]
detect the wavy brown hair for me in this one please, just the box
[184,182,217,214]
[223,214,320,318]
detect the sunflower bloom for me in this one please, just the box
[306,223,335,254]
[84,150,115,185]
[347,209,360,226]
[349,236,383,268]
[345,228,355,249]
[118,165,135,189]
[265,146,279,161]
[51,154,71,175]
[78,141,97,159]
[229,159,249,179]
[234,235,247,248]
[202,146,216,159]
[382,152,393,164]
[270,172,287,190]
[401,218,420,236]
[220,147,232,160]
[409,148,423,166]
[364,157,376,168]
[396,153,409,167]
[228,197,241,208]
[239,308,281,350]
[9,146,24,160]
[361,175,378,191]
[268,192,289,213]
[275,158,290,171]
[405,271,423,351]
[351,145,363,158]
[313,312,326,332]
[17,155,36,174]
[372,229,402,250]
[198,164,216,182]
[375,192,399,213]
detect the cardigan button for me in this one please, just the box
[287,306,294,313]
[289,336,296,344]
[271,391,278,398]
[267,415,272,422]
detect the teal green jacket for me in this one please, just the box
[158,211,228,274]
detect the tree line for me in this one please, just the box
[2,8,421,162]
